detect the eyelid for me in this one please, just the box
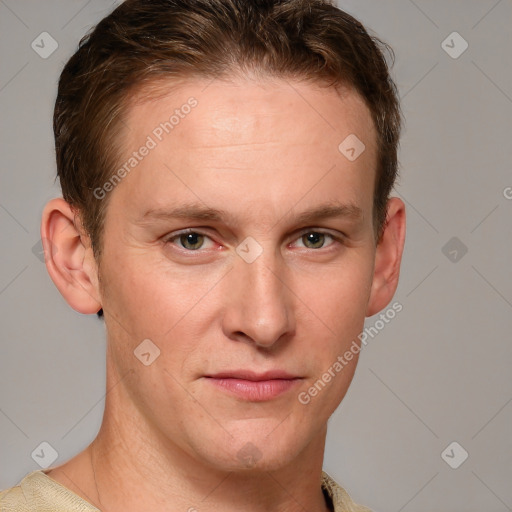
[163,228,217,248]
[290,228,344,248]
[294,227,345,239]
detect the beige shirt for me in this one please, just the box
[0,469,372,512]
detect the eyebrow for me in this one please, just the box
[138,201,363,227]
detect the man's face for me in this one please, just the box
[96,77,379,471]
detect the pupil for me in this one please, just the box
[305,232,323,247]
[183,233,202,249]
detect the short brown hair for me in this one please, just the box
[54,0,402,259]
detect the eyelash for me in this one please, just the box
[163,228,344,252]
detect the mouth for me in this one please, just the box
[204,370,303,402]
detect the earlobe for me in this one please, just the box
[366,197,406,317]
[41,198,102,314]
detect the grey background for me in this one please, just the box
[1,1,511,511]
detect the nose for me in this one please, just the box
[221,247,295,348]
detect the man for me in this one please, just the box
[1,0,405,510]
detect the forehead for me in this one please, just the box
[125,76,375,150]
[111,76,378,223]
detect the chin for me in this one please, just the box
[206,447,298,473]
[194,424,308,473]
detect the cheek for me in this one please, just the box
[290,253,373,404]
[293,268,369,417]
[294,254,374,332]
[100,250,186,327]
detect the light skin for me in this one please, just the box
[41,76,405,512]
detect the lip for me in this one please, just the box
[206,370,299,381]
[204,370,302,401]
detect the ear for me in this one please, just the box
[366,197,406,317]
[41,198,102,314]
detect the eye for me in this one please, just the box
[164,228,342,252]
[291,230,339,250]
[165,229,215,251]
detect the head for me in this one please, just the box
[52,0,402,260]
[42,0,405,473]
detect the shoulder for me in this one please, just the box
[0,470,100,512]
[321,470,373,512]
[0,475,30,512]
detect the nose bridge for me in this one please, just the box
[244,246,284,302]
[226,240,294,346]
